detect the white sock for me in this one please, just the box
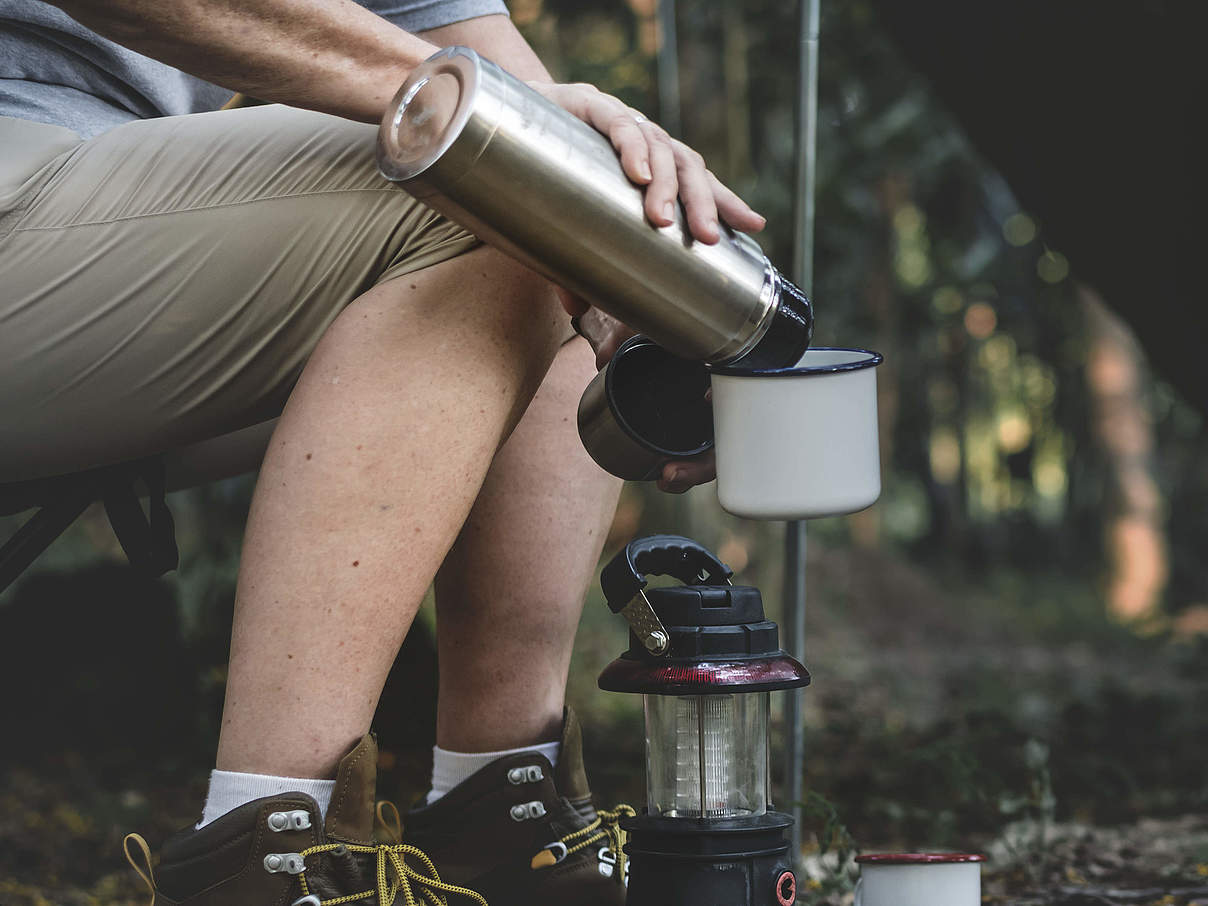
[426,741,561,805]
[199,769,336,828]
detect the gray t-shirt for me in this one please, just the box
[0,0,508,138]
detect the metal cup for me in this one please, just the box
[377,46,812,368]
[577,337,713,481]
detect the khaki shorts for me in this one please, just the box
[0,106,486,483]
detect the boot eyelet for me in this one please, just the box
[507,765,544,785]
[597,847,616,878]
[264,853,306,874]
[510,800,547,821]
[268,810,312,832]
[292,898,322,906]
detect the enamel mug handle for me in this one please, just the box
[853,877,863,906]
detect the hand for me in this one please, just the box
[656,451,716,494]
[567,306,635,371]
[527,81,766,257]
[537,80,745,494]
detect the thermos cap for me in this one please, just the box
[378,47,490,186]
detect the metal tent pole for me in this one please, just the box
[655,0,682,138]
[784,0,820,873]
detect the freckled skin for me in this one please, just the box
[210,15,639,777]
[432,334,619,753]
[216,245,591,777]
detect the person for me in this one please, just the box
[0,0,751,902]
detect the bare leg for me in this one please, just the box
[433,336,622,752]
[215,245,566,779]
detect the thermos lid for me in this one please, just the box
[603,337,713,459]
[378,46,491,186]
[576,336,713,481]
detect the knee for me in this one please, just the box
[444,249,570,389]
[330,246,566,361]
[471,249,568,346]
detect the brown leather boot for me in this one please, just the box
[125,734,486,905]
[403,709,634,906]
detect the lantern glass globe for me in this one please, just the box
[644,692,769,818]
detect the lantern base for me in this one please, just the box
[622,811,797,906]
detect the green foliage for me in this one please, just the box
[522,0,1208,617]
[803,682,1208,849]
[2,3,1207,902]
[799,789,859,900]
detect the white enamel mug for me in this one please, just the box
[709,347,883,520]
[854,853,984,906]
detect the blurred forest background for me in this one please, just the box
[1,1,1205,904]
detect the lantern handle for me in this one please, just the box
[601,534,733,615]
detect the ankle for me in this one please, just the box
[199,769,336,827]
[426,740,561,805]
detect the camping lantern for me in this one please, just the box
[598,535,811,906]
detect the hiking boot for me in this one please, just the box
[125,734,486,905]
[403,709,634,906]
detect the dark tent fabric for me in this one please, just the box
[873,1,1201,412]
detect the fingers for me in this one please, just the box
[574,86,654,189]
[657,451,717,494]
[671,141,719,243]
[587,97,678,232]
[529,80,766,244]
[608,113,655,187]
[639,120,679,228]
[707,170,767,233]
[594,321,636,370]
[570,308,635,369]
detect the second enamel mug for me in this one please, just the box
[709,347,883,520]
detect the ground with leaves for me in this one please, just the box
[1,541,1206,905]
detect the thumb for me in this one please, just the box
[554,285,590,317]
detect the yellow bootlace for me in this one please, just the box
[124,834,157,906]
[123,832,488,906]
[529,804,636,880]
[296,841,489,906]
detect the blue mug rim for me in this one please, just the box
[709,346,883,377]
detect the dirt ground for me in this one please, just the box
[1,539,1205,905]
[798,815,1208,906]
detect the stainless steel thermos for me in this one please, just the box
[377,46,812,369]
